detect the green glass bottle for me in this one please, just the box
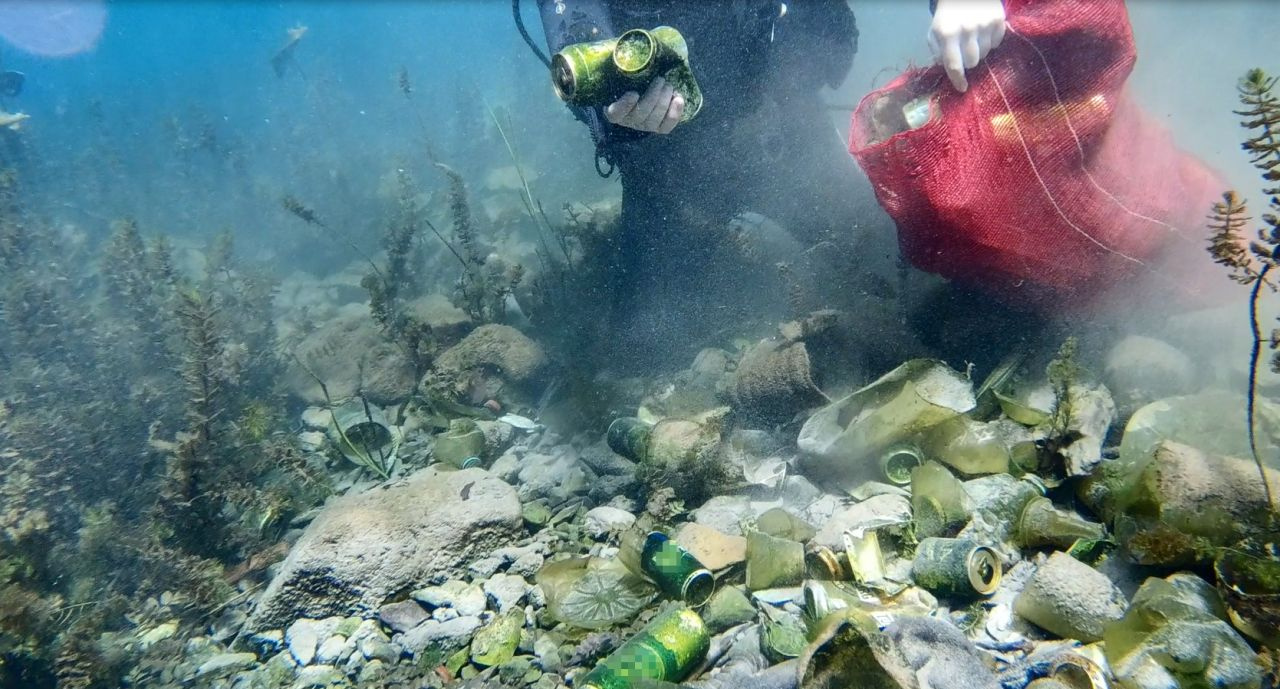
[577,607,710,689]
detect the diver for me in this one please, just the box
[522,0,1005,370]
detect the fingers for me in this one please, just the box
[605,91,640,125]
[930,0,1006,93]
[962,31,981,70]
[636,80,675,130]
[990,19,1007,50]
[604,77,683,134]
[942,35,967,92]
[655,94,685,135]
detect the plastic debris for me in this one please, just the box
[1014,552,1127,642]
[1104,574,1262,689]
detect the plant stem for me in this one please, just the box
[1247,263,1277,512]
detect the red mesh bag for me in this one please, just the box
[849,0,1226,311]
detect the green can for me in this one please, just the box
[911,537,1001,598]
[577,607,710,689]
[621,530,715,607]
[607,417,652,464]
[551,26,703,122]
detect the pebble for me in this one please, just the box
[194,652,258,680]
[468,555,506,579]
[285,619,331,666]
[360,638,402,664]
[358,659,388,683]
[297,430,327,452]
[509,551,546,578]
[397,616,482,655]
[485,573,530,614]
[292,664,345,688]
[314,635,348,665]
[378,599,430,633]
[583,506,637,539]
[534,634,564,673]
[300,407,330,430]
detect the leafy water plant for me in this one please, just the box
[1206,68,1280,513]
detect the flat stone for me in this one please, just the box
[397,615,483,655]
[378,600,429,634]
[194,652,258,679]
[583,506,636,540]
[674,522,747,570]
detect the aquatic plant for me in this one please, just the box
[1206,68,1280,513]
[436,161,523,324]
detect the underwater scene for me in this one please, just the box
[2,0,1280,687]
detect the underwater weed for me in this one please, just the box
[435,161,523,323]
[1206,68,1280,513]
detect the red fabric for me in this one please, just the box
[848,0,1226,311]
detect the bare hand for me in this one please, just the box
[928,0,1007,92]
[605,76,685,134]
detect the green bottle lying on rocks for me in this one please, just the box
[577,607,710,689]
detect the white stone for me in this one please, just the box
[397,616,482,655]
[285,618,330,666]
[297,430,327,452]
[314,634,348,664]
[301,407,330,430]
[583,506,637,540]
[484,573,529,614]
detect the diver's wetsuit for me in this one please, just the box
[537,0,865,370]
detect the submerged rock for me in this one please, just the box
[244,467,521,632]
[433,324,548,384]
[1104,335,1194,411]
[285,311,417,405]
[583,506,636,540]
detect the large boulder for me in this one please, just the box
[284,310,417,406]
[244,467,521,632]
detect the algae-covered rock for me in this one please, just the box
[244,467,520,632]
[471,611,524,667]
[702,586,756,633]
[433,324,547,383]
